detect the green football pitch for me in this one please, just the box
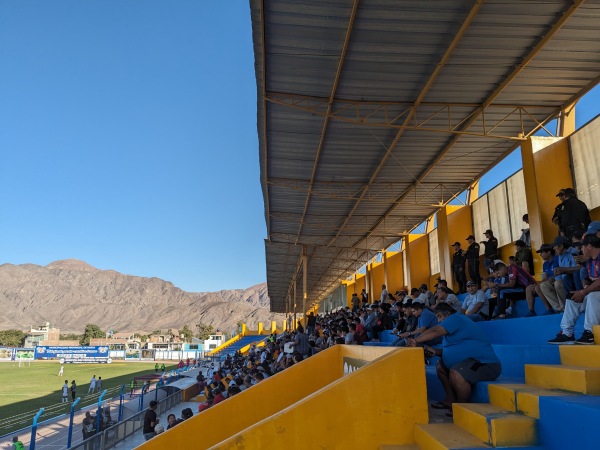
[0,360,177,436]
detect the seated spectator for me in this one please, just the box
[371,303,394,341]
[435,287,462,312]
[393,302,441,347]
[361,305,379,340]
[548,233,600,344]
[488,261,536,318]
[514,239,533,274]
[460,281,489,321]
[525,244,557,316]
[540,236,579,312]
[211,387,226,405]
[407,303,501,413]
[417,284,436,306]
[166,414,179,430]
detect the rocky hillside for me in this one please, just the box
[0,259,283,334]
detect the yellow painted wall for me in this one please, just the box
[387,251,404,294]
[447,205,474,248]
[140,346,347,450]
[212,347,428,449]
[408,234,430,290]
[371,261,385,302]
[591,207,600,222]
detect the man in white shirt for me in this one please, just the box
[380,284,389,303]
[436,287,462,312]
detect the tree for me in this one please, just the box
[80,324,104,346]
[195,323,214,340]
[0,330,25,347]
[179,325,193,342]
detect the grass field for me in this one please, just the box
[0,360,177,436]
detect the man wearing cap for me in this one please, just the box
[514,239,533,275]
[552,188,591,238]
[587,221,600,238]
[481,230,499,274]
[548,234,600,345]
[539,236,579,312]
[461,281,489,321]
[452,242,467,293]
[465,235,482,288]
[525,244,558,316]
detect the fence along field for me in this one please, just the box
[0,360,175,436]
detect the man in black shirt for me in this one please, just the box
[481,230,499,274]
[143,400,159,441]
[465,235,482,288]
[451,242,467,293]
[553,188,591,238]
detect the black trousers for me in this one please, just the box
[467,259,481,288]
[453,266,467,293]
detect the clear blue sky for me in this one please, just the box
[1,2,598,292]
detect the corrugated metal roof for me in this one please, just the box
[251,0,600,313]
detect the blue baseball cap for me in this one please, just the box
[586,221,600,235]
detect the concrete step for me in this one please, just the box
[452,403,537,447]
[415,423,488,449]
[538,394,600,450]
[487,383,572,418]
[525,364,600,395]
[559,344,600,367]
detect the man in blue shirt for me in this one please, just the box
[407,303,501,412]
[540,236,578,312]
[525,244,558,316]
[393,302,440,347]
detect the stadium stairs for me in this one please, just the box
[136,306,599,449]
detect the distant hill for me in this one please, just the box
[0,259,283,334]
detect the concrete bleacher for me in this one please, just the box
[211,334,265,356]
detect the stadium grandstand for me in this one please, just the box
[137,1,600,449]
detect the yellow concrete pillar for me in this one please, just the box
[402,239,411,290]
[293,279,297,330]
[257,322,263,334]
[383,251,388,288]
[365,263,371,301]
[559,103,576,137]
[436,206,453,289]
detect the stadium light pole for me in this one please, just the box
[67,397,80,448]
[29,407,44,450]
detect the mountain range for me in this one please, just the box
[0,259,284,334]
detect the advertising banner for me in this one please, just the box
[34,346,112,364]
[0,347,14,361]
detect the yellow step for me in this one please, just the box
[560,345,600,367]
[488,383,572,418]
[525,364,600,395]
[594,325,600,344]
[452,403,537,447]
[415,423,488,450]
[379,446,419,450]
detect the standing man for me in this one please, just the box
[380,284,389,304]
[360,289,368,307]
[465,235,481,288]
[553,188,591,238]
[70,380,77,402]
[12,436,25,450]
[143,400,159,441]
[351,293,360,311]
[451,242,467,293]
[95,377,102,393]
[88,375,96,395]
[58,364,64,377]
[61,380,69,403]
[481,230,499,273]
[306,312,317,335]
